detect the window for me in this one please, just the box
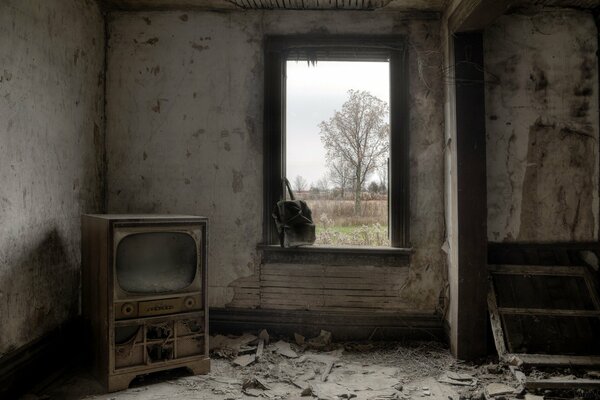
[263,36,409,249]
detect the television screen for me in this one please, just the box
[116,232,197,293]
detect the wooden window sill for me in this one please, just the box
[257,244,412,267]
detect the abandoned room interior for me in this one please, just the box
[2,0,600,399]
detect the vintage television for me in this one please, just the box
[81,214,209,392]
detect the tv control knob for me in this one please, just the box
[121,303,135,316]
[184,297,195,309]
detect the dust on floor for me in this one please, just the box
[31,331,592,400]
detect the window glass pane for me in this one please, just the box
[286,61,390,246]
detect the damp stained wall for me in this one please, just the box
[106,11,446,312]
[485,9,599,243]
[0,0,105,355]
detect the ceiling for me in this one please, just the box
[103,0,447,11]
[103,0,599,12]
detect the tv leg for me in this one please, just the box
[188,358,211,376]
[108,373,135,392]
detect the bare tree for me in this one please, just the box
[319,90,389,213]
[292,175,308,192]
[315,177,329,192]
[377,158,388,193]
[327,156,353,199]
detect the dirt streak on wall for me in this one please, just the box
[106,10,446,312]
[0,0,105,355]
[485,9,599,243]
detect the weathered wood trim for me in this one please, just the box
[488,263,600,366]
[262,35,410,248]
[488,241,600,266]
[453,31,488,360]
[497,308,600,317]
[488,264,589,276]
[487,279,508,358]
[524,378,600,390]
[259,244,411,266]
[514,353,600,367]
[210,308,445,341]
[448,0,513,33]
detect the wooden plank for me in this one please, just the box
[497,308,600,317]
[448,0,513,33]
[452,31,488,360]
[261,263,410,276]
[260,276,409,285]
[488,280,508,357]
[260,275,409,285]
[514,354,600,367]
[488,264,588,276]
[260,287,402,297]
[261,280,406,290]
[261,293,403,302]
[524,378,600,390]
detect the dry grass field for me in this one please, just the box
[298,194,389,246]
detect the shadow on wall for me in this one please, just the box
[0,228,79,356]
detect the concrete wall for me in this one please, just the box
[106,10,446,312]
[0,0,105,355]
[485,9,599,243]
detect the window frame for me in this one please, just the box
[263,35,410,249]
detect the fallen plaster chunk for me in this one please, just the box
[524,394,544,400]
[294,332,305,345]
[273,340,299,358]
[258,329,270,344]
[233,353,256,367]
[243,377,271,390]
[446,372,473,381]
[307,330,332,349]
[485,383,514,397]
[321,361,334,382]
[256,338,264,359]
[210,333,258,358]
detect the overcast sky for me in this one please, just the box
[286,60,390,188]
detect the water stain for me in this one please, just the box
[232,170,244,193]
[73,49,80,66]
[192,129,205,138]
[142,17,152,25]
[529,65,548,92]
[519,118,595,241]
[571,100,589,118]
[190,42,209,52]
[149,65,160,75]
[144,37,159,45]
[574,85,592,97]
[179,14,188,22]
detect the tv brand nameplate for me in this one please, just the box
[140,298,180,316]
[115,294,202,319]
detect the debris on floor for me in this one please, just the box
[35,330,600,400]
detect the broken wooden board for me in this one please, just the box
[488,264,600,367]
[524,378,600,390]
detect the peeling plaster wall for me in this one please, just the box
[485,9,599,243]
[0,0,105,355]
[106,11,446,312]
